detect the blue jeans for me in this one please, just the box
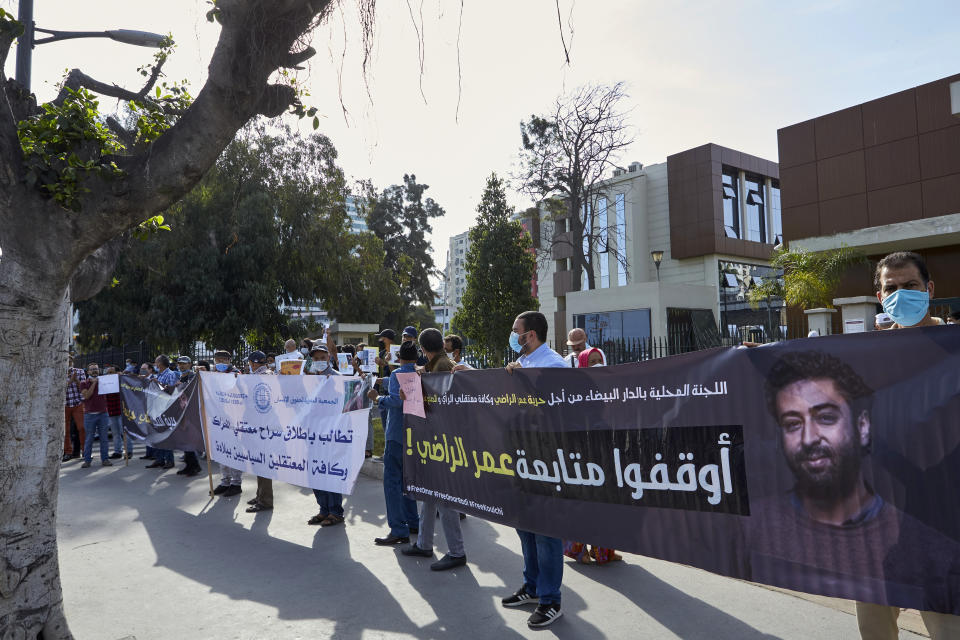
[517,530,563,605]
[383,440,419,537]
[83,412,110,463]
[313,489,344,517]
[153,449,174,464]
[107,415,126,455]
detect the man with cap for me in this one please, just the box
[563,328,604,368]
[211,350,244,497]
[306,344,339,376]
[172,356,203,477]
[246,350,276,513]
[401,325,429,366]
[367,341,420,545]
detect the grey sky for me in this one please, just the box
[5,0,959,267]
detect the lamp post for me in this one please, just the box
[14,0,169,92]
[650,250,664,282]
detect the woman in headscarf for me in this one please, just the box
[562,347,622,565]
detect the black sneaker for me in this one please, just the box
[501,587,537,608]
[213,485,229,495]
[222,485,242,497]
[401,544,433,557]
[527,604,562,628]
[110,452,123,459]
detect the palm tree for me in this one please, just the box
[748,245,867,309]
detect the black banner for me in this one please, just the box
[403,327,960,614]
[120,374,206,451]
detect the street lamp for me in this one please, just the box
[651,249,664,282]
[15,0,169,92]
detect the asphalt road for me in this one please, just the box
[56,455,925,639]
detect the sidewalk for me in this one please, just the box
[57,458,927,639]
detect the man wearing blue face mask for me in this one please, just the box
[857,251,958,640]
[211,349,244,498]
[502,311,569,629]
[875,251,943,329]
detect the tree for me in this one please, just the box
[517,82,633,290]
[75,125,365,353]
[365,174,445,328]
[748,245,868,309]
[0,3,355,636]
[452,173,538,363]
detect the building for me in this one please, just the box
[345,194,368,234]
[778,72,960,329]
[533,145,783,349]
[443,230,473,322]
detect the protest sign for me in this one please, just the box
[337,352,354,375]
[120,375,206,450]
[359,347,378,373]
[201,372,373,494]
[396,372,426,419]
[389,344,400,364]
[279,359,303,375]
[97,373,120,395]
[403,327,960,614]
[275,351,305,375]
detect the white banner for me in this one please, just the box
[200,371,371,494]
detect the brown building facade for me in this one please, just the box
[778,72,960,318]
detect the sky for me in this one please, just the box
[4,0,960,268]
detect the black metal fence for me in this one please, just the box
[74,342,284,371]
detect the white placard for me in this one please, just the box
[97,373,120,395]
[200,372,371,493]
[844,319,866,334]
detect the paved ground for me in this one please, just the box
[57,455,927,640]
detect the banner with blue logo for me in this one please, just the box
[200,371,373,494]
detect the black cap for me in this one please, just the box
[398,342,418,361]
[248,350,267,364]
[376,329,397,341]
[402,325,417,338]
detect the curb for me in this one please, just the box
[360,457,384,480]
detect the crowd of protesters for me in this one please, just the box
[61,251,960,634]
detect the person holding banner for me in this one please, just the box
[212,350,244,498]
[79,363,113,468]
[501,311,569,629]
[402,328,467,571]
[145,355,179,470]
[246,351,277,513]
[856,252,959,638]
[305,344,346,527]
[368,341,420,545]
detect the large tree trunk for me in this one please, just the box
[0,263,73,638]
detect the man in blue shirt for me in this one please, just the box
[501,311,569,629]
[368,341,421,545]
[146,354,181,470]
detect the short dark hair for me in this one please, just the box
[874,251,929,291]
[155,354,170,367]
[197,360,211,371]
[418,328,444,353]
[765,351,873,422]
[444,334,464,353]
[517,311,548,343]
[342,344,356,356]
[301,338,313,348]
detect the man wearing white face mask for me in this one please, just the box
[502,311,569,629]
[855,251,958,640]
[211,349,244,497]
[875,251,943,329]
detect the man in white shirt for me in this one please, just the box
[502,311,568,629]
[564,327,605,368]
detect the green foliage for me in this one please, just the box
[453,173,538,362]
[0,8,23,37]
[76,124,391,352]
[17,87,125,211]
[365,174,445,328]
[747,244,867,310]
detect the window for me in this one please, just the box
[581,202,591,291]
[615,194,627,286]
[722,167,740,239]
[770,179,782,245]
[597,198,610,288]
[573,309,651,344]
[744,173,765,243]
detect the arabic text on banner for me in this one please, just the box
[200,371,371,494]
[403,328,960,614]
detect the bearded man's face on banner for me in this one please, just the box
[774,378,869,503]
